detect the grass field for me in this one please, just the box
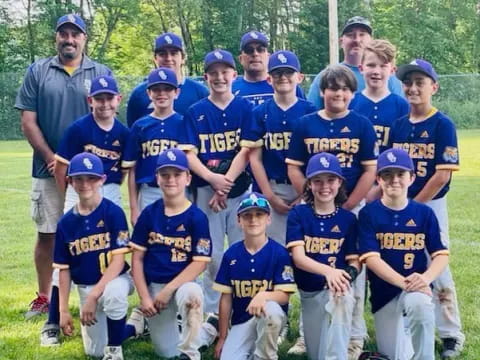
[0,131,479,359]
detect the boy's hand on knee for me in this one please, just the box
[140,296,157,317]
[81,296,98,326]
[325,268,351,296]
[154,286,174,311]
[247,292,267,317]
[60,311,74,336]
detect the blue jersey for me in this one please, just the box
[130,199,212,284]
[213,239,297,325]
[389,109,459,199]
[122,113,183,186]
[286,204,358,292]
[126,77,209,127]
[232,77,305,106]
[53,198,130,285]
[349,92,410,153]
[240,99,316,183]
[179,96,253,187]
[306,62,404,109]
[286,110,378,194]
[358,199,448,313]
[55,113,129,184]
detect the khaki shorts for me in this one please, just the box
[31,178,63,233]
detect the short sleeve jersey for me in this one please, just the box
[286,204,358,292]
[126,78,209,127]
[286,110,378,194]
[232,77,305,106]
[349,92,410,153]
[178,96,253,187]
[358,199,448,313]
[213,239,297,325]
[389,109,460,199]
[122,113,183,186]
[55,113,129,184]
[129,199,212,284]
[53,198,130,285]
[14,55,111,178]
[240,98,316,182]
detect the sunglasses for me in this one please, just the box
[238,197,270,211]
[270,68,296,79]
[243,45,267,55]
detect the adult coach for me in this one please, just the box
[307,16,403,109]
[15,14,111,319]
[233,30,304,106]
[126,32,209,127]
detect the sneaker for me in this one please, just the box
[40,323,60,347]
[441,338,463,359]
[287,336,306,355]
[25,293,49,320]
[348,339,364,360]
[177,353,192,360]
[277,320,289,346]
[103,345,124,360]
[127,307,149,338]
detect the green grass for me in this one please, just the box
[0,131,479,359]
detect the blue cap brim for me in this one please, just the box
[307,170,345,180]
[68,171,103,177]
[396,64,437,82]
[204,60,235,72]
[156,164,188,172]
[268,65,299,73]
[147,81,178,89]
[89,89,119,96]
[377,165,414,174]
[237,206,270,215]
[56,21,86,34]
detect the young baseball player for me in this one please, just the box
[53,152,134,360]
[130,148,217,360]
[55,75,129,210]
[286,64,377,358]
[127,32,209,127]
[179,49,254,314]
[213,192,297,360]
[358,148,449,360]
[390,59,464,358]
[122,67,183,225]
[287,152,359,360]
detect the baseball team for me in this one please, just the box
[14,13,463,360]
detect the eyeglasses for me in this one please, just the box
[243,45,267,55]
[270,68,296,79]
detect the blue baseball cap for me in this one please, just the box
[154,32,183,52]
[306,152,344,180]
[68,152,104,177]
[237,192,271,215]
[156,149,189,172]
[240,30,269,50]
[89,75,120,96]
[396,59,438,82]
[377,148,414,174]
[56,14,87,34]
[204,49,236,71]
[268,50,300,73]
[147,67,178,89]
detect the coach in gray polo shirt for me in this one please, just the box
[15,14,111,320]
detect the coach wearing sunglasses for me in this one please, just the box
[233,30,304,106]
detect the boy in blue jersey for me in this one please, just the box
[179,49,254,314]
[126,32,209,126]
[390,59,464,358]
[286,64,377,358]
[213,192,297,360]
[55,75,129,210]
[130,149,217,360]
[359,148,449,360]
[53,153,134,360]
[122,67,183,225]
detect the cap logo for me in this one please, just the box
[410,60,418,65]
[250,31,259,39]
[165,35,172,44]
[158,70,167,80]
[387,151,397,163]
[249,193,259,202]
[320,156,330,168]
[278,53,287,63]
[99,77,108,88]
[83,158,93,169]
[167,150,177,161]
[214,51,223,59]
[67,14,76,23]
